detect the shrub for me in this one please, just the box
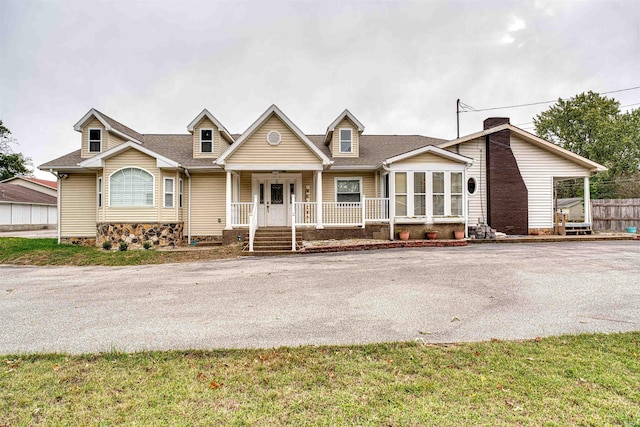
[102,241,112,250]
[119,242,128,251]
[143,241,152,250]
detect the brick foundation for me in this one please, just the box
[96,222,184,248]
[394,223,465,240]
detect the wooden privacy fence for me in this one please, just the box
[591,198,640,231]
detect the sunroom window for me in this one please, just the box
[432,172,445,216]
[395,173,407,216]
[336,178,361,203]
[110,168,154,207]
[451,172,463,216]
[414,172,426,216]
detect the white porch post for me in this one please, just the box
[316,170,323,229]
[389,171,395,240]
[584,175,591,223]
[225,171,232,230]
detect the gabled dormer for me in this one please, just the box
[74,109,145,159]
[324,109,365,158]
[187,109,235,159]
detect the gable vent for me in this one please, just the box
[267,130,281,146]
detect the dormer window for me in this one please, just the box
[89,128,102,153]
[200,129,213,153]
[339,129,352,153]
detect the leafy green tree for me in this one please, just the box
[1,119,33,181]
[533,92,640,199]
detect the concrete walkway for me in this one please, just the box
[1,241,639,354]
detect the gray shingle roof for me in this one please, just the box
[40,113,447,170]
[0,183,57,205]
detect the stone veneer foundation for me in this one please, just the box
[96,222,184,248]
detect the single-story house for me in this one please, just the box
[40,105,606,250]
[1,176,58,198]
[0,183,57,231]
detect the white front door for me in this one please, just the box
[253,173,302,227]
[267,182,287,226]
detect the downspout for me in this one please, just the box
[49,169,61,244]
[185,168,192,245]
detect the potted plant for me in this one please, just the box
[425,228,438,240]
[453,229,465,240]
[396,228,410,241]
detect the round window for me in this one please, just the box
[267,130,281,146]
[467,177,477,195]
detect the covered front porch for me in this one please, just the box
[224,170,391,250]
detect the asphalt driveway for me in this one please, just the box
[1,241,639,354]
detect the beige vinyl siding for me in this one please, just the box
[239,172,252,202]
[60,174,96,237]
[510,135,591,229]
[107,132,127,150]
[322,172,376,203]
[190,173,226,236]
[192,117,231,159]
[226,114,321,166]
[331,118,359,158]
[446,138,487,226]
[80,118,106,159]
[393,152,462,167]
[103,149,162,222]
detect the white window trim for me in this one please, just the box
[334,176,362,203]
[338,128,353,154]
[178,178,183,208]
[97,176,103,208]
[88,128,102,153]
[108,167,155,208]
[200,128,214,154]
[395,172,408,217]
[164,177,175,208]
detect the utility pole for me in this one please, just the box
[456,98,460,139]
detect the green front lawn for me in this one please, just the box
[0,238,241,266]
[2,333,639,425]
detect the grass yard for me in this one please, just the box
[2,333,639,426]
[0,238,242,266]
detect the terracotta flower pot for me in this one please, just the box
[453,230,465,240]
[426,231,438,240]
[398,230,410,241]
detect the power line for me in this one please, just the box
[459,86,640,113]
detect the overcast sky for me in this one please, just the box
[1,0,638,179]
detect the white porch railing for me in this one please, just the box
[248,195,258,252]
[235,197,391,230]
[322,202,364,226]
[230,202,253,226]
[291,195,297,251]
[365,198,390,222]
[294,201,317,226]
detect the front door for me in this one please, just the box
[267,182,286,226]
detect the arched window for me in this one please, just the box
[110,168,154,207]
